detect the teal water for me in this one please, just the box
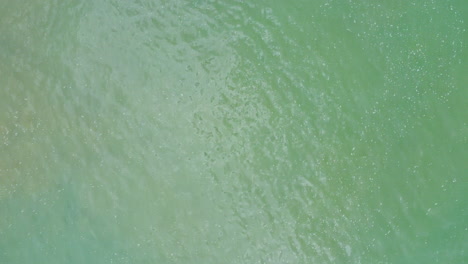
[0,0,466,263]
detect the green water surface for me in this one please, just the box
[0,0,467,263]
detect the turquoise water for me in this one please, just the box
[0,0,466,263]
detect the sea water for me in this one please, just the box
[0,0,466,263]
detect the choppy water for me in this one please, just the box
[0,0,467,263]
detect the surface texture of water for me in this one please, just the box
[1,0,467,263]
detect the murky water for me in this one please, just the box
[0,0,466,263]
